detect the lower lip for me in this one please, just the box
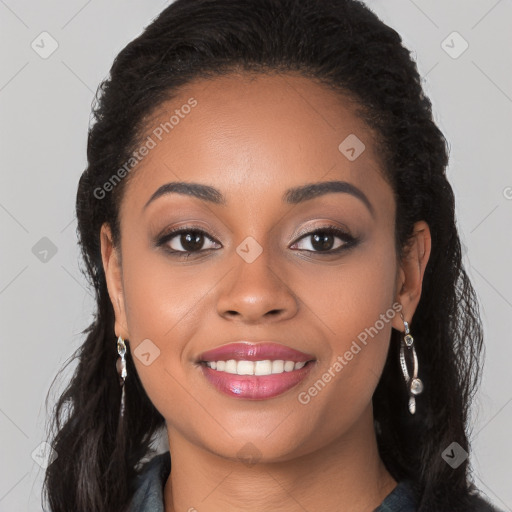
[200,362,314,400]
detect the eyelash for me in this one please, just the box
[155,224,358,258]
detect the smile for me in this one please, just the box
[204,359,308,375]
[197,341,316,399]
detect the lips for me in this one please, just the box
[197,341,316,400]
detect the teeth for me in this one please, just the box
[239,360,256,375]
[205,359,308,375]
[225,359,237,374]
[272,360,284,373]
[255,360,271,375]
[284,361,295,372]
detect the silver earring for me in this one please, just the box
[116,336,127,418]
[399,314,423,414]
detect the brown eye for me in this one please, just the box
[157,227,221,254]
[291,227,357,253]
[171,231,206,252]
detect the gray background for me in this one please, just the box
[1,0,511,510]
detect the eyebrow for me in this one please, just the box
[284,180,374,216]
[143,180,375,217]
[144,181,225,209]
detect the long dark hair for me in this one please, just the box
[43,1,485,510]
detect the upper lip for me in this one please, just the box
[198,342,315,363]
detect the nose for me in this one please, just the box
[216,251,299,324]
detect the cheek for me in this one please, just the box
[118,239,211,400]
[303,237,398,408]
[294,233,398,346]
[120,228,213,341]
[292,234,396,371]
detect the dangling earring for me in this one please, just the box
[399,313,423,414]
[116,336,127,418]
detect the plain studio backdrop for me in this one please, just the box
[0,1,511,510]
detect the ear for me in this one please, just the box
[100,223,129,340]
[391,220,431,330]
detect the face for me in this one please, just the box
[101,72,428,463]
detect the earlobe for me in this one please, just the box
[392,221,431,330]
[100,223,129,339]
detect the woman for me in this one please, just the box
[43,0,503,511]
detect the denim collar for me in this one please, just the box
[129,451,171,512]
[129,451,418,512]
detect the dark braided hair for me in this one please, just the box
[43,1,485,511]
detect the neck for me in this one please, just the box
[163,406,396,512]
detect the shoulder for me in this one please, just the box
[127,451,171,512]
[375,480,417,512]
[375,481,505,512]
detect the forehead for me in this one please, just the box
[122,72,391,216]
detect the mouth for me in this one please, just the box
[201,359,313,375]
[197,341,317,400]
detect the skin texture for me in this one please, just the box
[100,73,431,512]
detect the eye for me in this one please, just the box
[156,224,358,258]
[290,225,357,253]
[156,226,221,255]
